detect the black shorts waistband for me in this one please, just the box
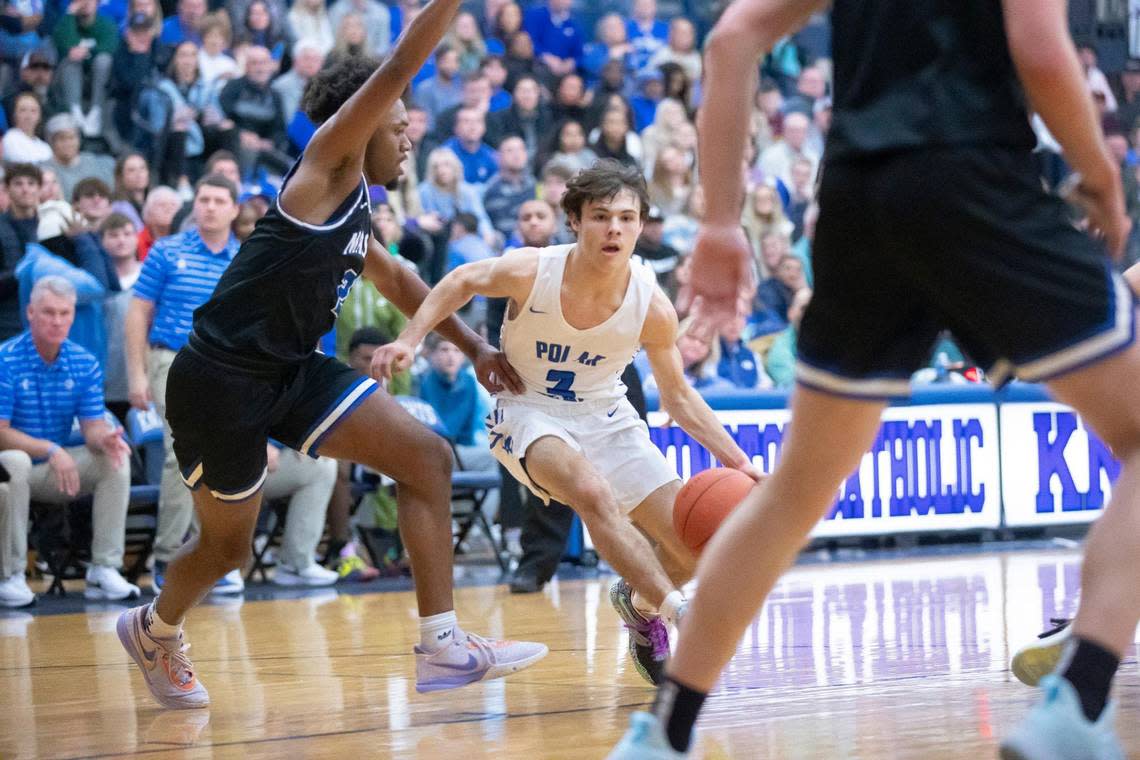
[186,331,292,379]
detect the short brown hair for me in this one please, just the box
[560,159,650,224]
[99,212,136,236]
[4,162,42,186]
[72,177,112,202]
[195,173,239,203]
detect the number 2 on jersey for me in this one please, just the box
[545,369,577,401]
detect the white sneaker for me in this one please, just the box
[0,572,35,608]
[415,628,548,692]
[275,562,338,587]
[83,105,102,137]
[85,565,142,601]
[209,569,245,595]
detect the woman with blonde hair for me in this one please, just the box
[443,11,487,73]
[647,145,692,217]
[332,12,372,58]
[418,148,495,241]
[287,0,335,55]
[639,98,688,179]
[741,183,794,275]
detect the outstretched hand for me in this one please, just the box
[369,340,416,386]
[472,343,524,395]
[688,224,756,342]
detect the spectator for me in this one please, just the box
[122,0,162,36]
[758,110,818,187]
[756,248,806,323]
[233,0,287,57]
[625,0,667,73]
[160,0,204,46]
[217,44,290,178]
[53,0,118,137]
[642,101,691,176]
[136,184,179,258]
[419,147,494,240]
[125,175,240,592]
[539,119,595,175]
[486,74,551,160]
[480,54,512,113]
[717,311,772,390]
[331,12,372,59]
[482,135,535,242]
[444,106,498,187]
[110,152,149,229]
[766,287,811,387]
[783,64,827,117]
[41,114,115,201]
[109,10,161,149]
[659,61,692,113]
[785,156,814,240]
[38,167,61,202]
[72,177,113,227]
[263,443,340,586]
[742,183,794,269]
[231,196,265,241]
[273,40,324,125]
[649,17,700,84]
[1077,42,1116,113]
[418,333,497,486]
[446,211,494,272]
[150,40,213,188]
[643,316,731,392]
[550,71,586,124]
[591,105,639,168]
[632,204,678,287]
[582,13,633,89]
[287,0,334,55]
[792,200,817,284]
[502,30,540,90]
[3,50,61,128]
[100,212,140,421]
[487,0,521,53]
[662,184,702,254]
[405,103,434,180]
[2,91,51,162]
[0,163,41,339]
[630,67,664,131]
[0,275,139,607]
[522,0,581,77]
[196,11,238,89]
[443,10,486,74]
[372,195,431,268]
[388,0,422,45]
[432,71,491,146]
[807,95,831,157]
[1119,58,1140,135]
[413,44,463,129]
[647,145,691,217]
[328,0,389,59]
[0,0,44,71]
[538,159,574,244]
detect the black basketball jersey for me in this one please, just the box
[190,160,371,371]
[826,0,1037,161]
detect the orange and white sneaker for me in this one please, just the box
[117,605,209,709]
[414,628,548,693]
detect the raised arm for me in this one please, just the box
[368,248,538,384]
[641,290,762,479]
[1002,0,1129,256]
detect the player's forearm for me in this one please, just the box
[391,268,480,352]
[1005,2,1118,189]
[664,387,750,469]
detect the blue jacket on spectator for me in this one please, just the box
[16,244,108,365]
[523,4,583,65]
[418,366,480,446]
[626,18,668,72]
[419,182,495,240]
[160,15,201,46]
[443,137,499,186]
[717,337,764,389]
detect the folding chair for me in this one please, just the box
[393,396,508,571]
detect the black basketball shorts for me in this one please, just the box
[797,146,1134,399]
[164,347,378,501]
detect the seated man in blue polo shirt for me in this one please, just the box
[0,276,137,608]
[443,107,498,189]
[124,175,241,594]
[523,0,583,78]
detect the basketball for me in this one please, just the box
[673,467,756,553]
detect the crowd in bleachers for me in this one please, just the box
[0,0,1130,606]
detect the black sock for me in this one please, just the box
[652,676,707,753]
[1061,637,1119,722]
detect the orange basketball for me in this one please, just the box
[673,468,756,553]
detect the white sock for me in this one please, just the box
[659,590,687,627]
[419,610,459,652]
[145,599,182,638]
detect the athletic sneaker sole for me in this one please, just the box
[116,610,210,710]
[1011,624,1071,687]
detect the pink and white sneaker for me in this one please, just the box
[117,605,209,709]
[415,629,548,693]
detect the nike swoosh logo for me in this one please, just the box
[434,652,481,671]
[528,306,547,314]
[607,408,617,417]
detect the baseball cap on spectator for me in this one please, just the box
[21,48,55,69]
[45,113,80,141]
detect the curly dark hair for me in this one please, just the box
[300,54,383,126]
[561,159,650,224]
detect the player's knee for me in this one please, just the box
[570,479,620,523]
[206,534,252,573]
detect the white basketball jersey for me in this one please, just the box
[500,244,656,405]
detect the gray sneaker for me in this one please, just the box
[117,606,209,709]
[609,579,670,685]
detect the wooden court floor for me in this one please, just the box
[2,547,1138,759]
